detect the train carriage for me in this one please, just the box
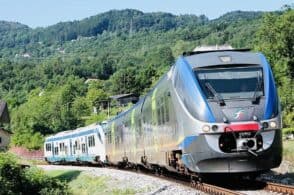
[104,48,282,175]
[44,123,105,164]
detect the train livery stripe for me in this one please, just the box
[179,57,216,122]
[178,135,198,149]
[224,123,260,132]
[46,155,96,162]
[260,53,278,120]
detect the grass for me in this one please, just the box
[46,170,82,182]
[283,140,294,163]
[46,170,138,195]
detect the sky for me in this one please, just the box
[0,0,292,28]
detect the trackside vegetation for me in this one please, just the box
[0,153,69,194]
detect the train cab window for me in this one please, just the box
[195,67,264,100]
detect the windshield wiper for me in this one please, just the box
[205,82,225,106]
[252,78,263,104]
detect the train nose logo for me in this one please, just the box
[233,109,246,120]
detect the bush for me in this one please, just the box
[283,127,294,135]
[0,153,69,194]
[0,153,23,194]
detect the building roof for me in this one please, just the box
[85,78,99,84]
[0,128,12,135]
[110,93,137,100]
[0,100,10,123]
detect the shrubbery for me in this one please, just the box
[0,153,69,194]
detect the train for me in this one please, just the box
[44,48,282,177]
[44,123,105,164]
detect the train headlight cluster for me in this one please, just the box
[262,120,278,130]
[202,125,219,132]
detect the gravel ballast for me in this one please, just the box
[38,165,204,195]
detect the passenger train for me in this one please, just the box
[103,48,282,175]
[45,48,282,177]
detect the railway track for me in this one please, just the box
[108,164,244,195]
[117,164,294,195]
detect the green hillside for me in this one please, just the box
[0,9,292,149]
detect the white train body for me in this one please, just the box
[44,123,105,163]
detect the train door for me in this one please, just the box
[70,139,72,156]
[85,136,88,155]
[45,142,53,158]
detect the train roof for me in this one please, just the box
[105,72,170,124]
[45,123,101,142]
[183,49,263,69]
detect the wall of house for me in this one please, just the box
[0,130,10,150]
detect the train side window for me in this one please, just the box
[46,143,52,151]
[73,145,76,154]
[164,96,169,122]
[65,146,68,155]
[98,132,103,144]
[88,135,95,147]
[108,132,111,144]
[157,108,161,125]
[74,140,80,150]
[54,147,59,155]
[82,144,86,153]
[59,143,65,152]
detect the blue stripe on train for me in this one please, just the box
[259,53,278,119]
[178,135,198,149]
[46,155,96,162]
[178,57,216,122]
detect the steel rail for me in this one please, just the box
[263,181,294,195]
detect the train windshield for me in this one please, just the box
[195,66,264,100]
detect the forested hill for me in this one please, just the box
[0,9,263,54]
[0,9,206,48]
[0,8,293,149]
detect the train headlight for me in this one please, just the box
[202,125,210,132]
[269,121,277,128]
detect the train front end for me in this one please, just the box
[176,50,282,174]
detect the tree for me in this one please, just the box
[255,9,294,128]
